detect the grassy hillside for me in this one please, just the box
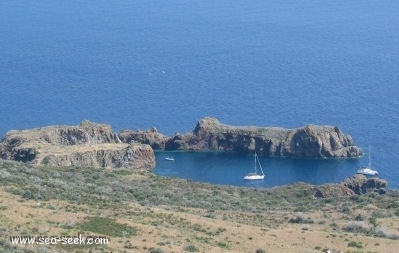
[0,160,398,253]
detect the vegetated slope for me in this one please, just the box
[0,160,398,253]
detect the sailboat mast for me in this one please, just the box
[256,152,264,176]
[254,152,257,173]
[368,145,371,168]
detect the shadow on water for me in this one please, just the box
[154,151,361,188]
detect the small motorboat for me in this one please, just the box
[164,157,175,161]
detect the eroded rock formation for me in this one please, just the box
[164,117,361,158]
[341,174,387,195]
[0,121,155,170]
[118,127,168,150]
[313,174,387,198]
[0,117,362,170]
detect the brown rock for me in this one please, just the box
[40,120,121,145]
[0,121,155,170]
[313,174,387,198]
[164,117,361,158]
[119,127,168,150]
[342,174,387,195]
[41,143,154,170]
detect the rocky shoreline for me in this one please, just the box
[0,120,155,170]
[0,118,388,195]
[123,117,362,158]
[0,117,362,170]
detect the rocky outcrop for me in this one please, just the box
[38,120,121,145]
[0,121,155,170]
[0,133,39,162]
[164,117,361,158]
[313,174,387,198]
[118,127,168,150]
[41,143,154,169]
[341,174,388,195]
[0,117,362,168]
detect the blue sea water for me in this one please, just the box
[155,151,361,188]
[1,1,398,188]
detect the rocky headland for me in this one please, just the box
[0,117,361,170]
[123,117,361,158]
[0,120,155,170]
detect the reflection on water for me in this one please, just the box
[154,151,361,188]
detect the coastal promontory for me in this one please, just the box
[0,118,361,169]
[0,120,155,170]
[127,117,361,158]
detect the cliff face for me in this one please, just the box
[341,174,388,195]
[40,143,154,169]
[313,174,387,198]
[0,117,361,167]
[118,127,168,150]
[39,120,120,145]
[0,121,155,170]
[164,117,361,158]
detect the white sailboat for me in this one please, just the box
[244,152,265,180]
[357,146,378,176]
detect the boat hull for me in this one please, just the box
[244,174,265,180]
[356,167,378,176]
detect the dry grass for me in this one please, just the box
[0,160,399,253]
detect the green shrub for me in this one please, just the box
[149,248,164,253]
[288,215,314,224]
[354,214,364,221]
[184,245,199,252]
[41,156,51,165]
[347,241,363,248]
[111,169,132,176]
[78,216,137,237]
[217,241,229,249]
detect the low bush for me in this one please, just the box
[184,245,199,252]
[342,221,369,233]
[347,241,362,248]
[255,249,266,253]
[78,216,137,237]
